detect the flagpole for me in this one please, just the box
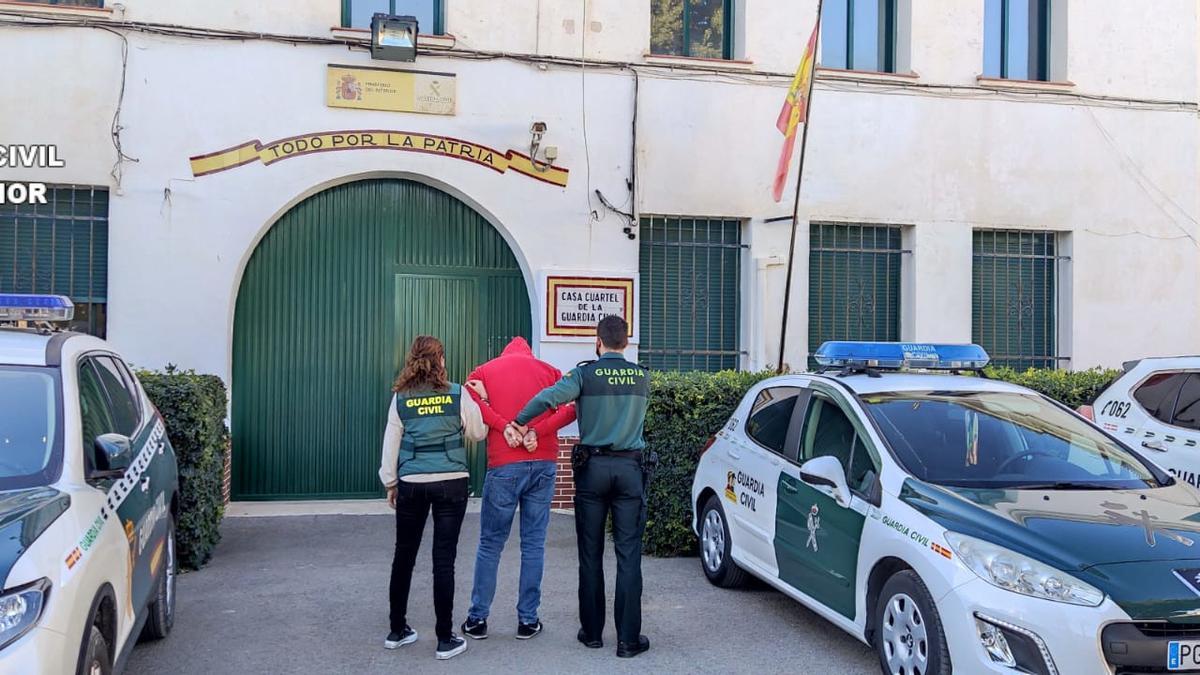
[776,0,824,373]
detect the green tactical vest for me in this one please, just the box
[395,383,468,478]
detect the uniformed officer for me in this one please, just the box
[378,335,488,662]
[511,315,652,658]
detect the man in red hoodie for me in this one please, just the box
[460,337,575,641]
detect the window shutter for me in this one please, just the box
[971,229,1059,369]
[807,223,903,369]
[639,216,742,372]
[0,185,109,336]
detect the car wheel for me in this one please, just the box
[699,495,748,588]
[141,519,177,640]
[79,623,112,675]
[874,570,951,675]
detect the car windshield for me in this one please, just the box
[0,366,62,489]
[862,390,1161,489]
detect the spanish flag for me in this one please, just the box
[772,19,821,202]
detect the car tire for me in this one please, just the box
[141,519,177,640]
[79,623,112,675]
[699,495,748,588]
[874,570,951,675]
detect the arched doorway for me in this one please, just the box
[232,178,531,500]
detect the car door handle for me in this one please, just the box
[782,481,799,494]
[1143,440,1167,452]
[726,448,742,460]
[140,477,152,492]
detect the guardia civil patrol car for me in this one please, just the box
[0,295,179,675]
[693,342,1200,675]
[1082,357,1200,490]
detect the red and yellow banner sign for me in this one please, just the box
[189,130,569,187]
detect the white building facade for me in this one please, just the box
[1,0,1197,499]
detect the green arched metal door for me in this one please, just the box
[232,179,531,500]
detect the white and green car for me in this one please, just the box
[693,342,1200,675]
[0,295,179,675]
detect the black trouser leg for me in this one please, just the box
[430,477,469,642]
[389,482,432,634]
[611,458,646,645]
[573,460,611,641]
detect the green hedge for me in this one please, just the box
[643,370,774,557]
[642,366,1120,557]
[984,366,1120,410]
[138,367,229,570]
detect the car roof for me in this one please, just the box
[0,328,56,366]
[805,371,1031,396]
[0,328,103,367]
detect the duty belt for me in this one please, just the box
[578,445,642,462]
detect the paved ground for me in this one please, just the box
[127,513,876,674]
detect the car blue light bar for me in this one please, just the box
[813,341,989,370]
[0,294,74,322]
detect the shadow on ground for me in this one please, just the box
[127,513,876,674]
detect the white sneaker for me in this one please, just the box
[385,626,418,649]
[436,635,467,660]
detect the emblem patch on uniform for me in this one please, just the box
[724,471,737,503]
[806,505,821,552]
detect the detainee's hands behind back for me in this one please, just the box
[523,429,538,452]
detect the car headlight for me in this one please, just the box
[944,532,1103,607]
[0,578,50,651]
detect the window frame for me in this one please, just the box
[1170,374,1200,431]
[783,385,883,505]
[987,0,1051,81]
[744,386,810,461]
[650,0,736,60]
[1131,370,1200,431]
[971,228,1064,370]
[341,0,444,35]
[639,215,745,372]
[0,183,110,337]
[820,0,899,73]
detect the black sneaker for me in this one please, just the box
[436,635,467,660]
[462,617,488,640]
[616,635,650,658]
[576,628,602,649]
[516,620,543,640]
[384,626,418,649]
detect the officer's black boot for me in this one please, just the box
[616,635,650,658]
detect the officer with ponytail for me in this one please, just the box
[379,335,487,661]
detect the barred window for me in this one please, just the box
[0,185,109,337]
[639,216,743,372]
[808,223,903,369]
[972,229,1063,370]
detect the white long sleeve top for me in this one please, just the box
[378,392,488,488]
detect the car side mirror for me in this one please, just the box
[799,456,851,507]
[90,433,132,480]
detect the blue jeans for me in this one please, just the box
[467,460,557,624]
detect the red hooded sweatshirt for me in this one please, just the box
[466,337,577,468]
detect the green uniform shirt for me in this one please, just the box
[516,352,649,451]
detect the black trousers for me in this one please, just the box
[389,477,469,641]
[573,453,647,645]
